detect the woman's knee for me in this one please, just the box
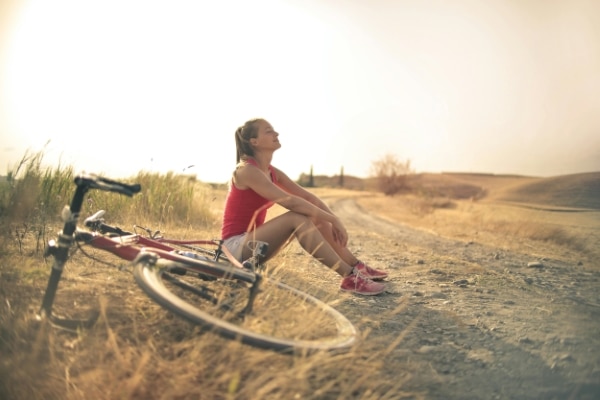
[280,212,317,233]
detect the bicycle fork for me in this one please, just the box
[37,174,140,331]
[37,183,98,330]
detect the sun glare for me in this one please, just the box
[2,0,352,180]
[1,0,599,180]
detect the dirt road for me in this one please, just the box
[317,197,600,399]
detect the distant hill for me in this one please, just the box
[300,171,600,210]
[405,173,529,200]
[404,172,600,210]
[492,172,600,210]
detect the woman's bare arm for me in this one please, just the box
[271,166,335,214]
[235,164,348,245]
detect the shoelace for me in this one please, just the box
[351,266,372,281]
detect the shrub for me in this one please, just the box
[370,154,413,196]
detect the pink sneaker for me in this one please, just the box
[340,273,385,296]
[355,261,388,281]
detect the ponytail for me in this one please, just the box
[234,119,262,164]
[234,127,246,164]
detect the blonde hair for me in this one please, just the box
[234,118,263,163]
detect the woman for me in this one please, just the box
[221,118,388,295]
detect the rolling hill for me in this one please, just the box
[303,171,600,211]
[411,172,600,210]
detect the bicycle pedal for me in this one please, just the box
[242,260,255,271]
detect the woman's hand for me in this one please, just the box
[331,218,348,247]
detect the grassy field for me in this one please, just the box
[1,154,598,399]
[0,156,403,399]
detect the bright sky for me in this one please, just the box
[1,0,599,183]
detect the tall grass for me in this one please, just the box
[127,171,215,229]
[0,150,75,254]
[0,150,217,255]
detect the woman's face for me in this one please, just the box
[252,120,281,152]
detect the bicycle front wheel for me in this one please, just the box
[133,252,357,353]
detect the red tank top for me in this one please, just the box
[221,159,278,240]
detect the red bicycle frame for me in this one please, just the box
[76,231,249,278]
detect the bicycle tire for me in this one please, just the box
[133,252,357,353]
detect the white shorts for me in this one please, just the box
[222,233,248,262]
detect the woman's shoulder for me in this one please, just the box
[234,160,266,184]
[235,159,261,173]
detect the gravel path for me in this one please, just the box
[319,197,600,399]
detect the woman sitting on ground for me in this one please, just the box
[221,118,388,296]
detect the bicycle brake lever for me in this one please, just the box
[84,210,106,227]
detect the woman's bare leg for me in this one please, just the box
[242,212,353,276]
[313,218,389,282]
[313,219,359,266]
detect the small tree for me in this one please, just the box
[339,166,344,188]
[370,154,412,196]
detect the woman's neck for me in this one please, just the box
[248,152,273,171]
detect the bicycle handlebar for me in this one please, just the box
[75,174,141,197]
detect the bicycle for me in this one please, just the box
[38,174,357,353]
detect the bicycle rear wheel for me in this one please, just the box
[133,252,357,353]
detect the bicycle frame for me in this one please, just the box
[78,212,268,316]
[82,210,268,273]
[77,232,218,262]
[74,230,256,283]
[82,210,243,265]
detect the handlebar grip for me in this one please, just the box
[74,174,141,196]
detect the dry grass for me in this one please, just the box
[357,172,600,263]
[0,232,418,400]
[1,157,598,399]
